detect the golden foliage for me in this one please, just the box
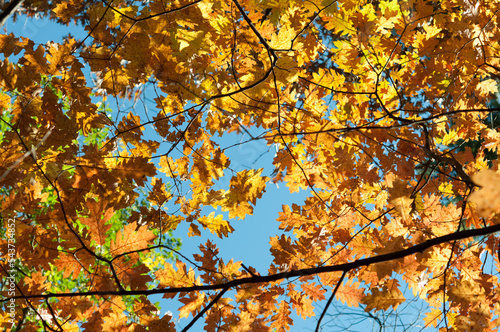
[2,0,500,330]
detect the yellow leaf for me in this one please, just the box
[222,169,269,219]
[413,193,425,212]
[179,292,206,319]
[177,29,206,53]
[275,54,299,83]
[423,307,444,328]
[439,182,454,197]
[422,23,441,38]
[442,129,459,146]
[198,212,234,238]
[269,24,295,50]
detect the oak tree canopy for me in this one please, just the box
[2,0,500,330]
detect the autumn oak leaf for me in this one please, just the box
[222,168,269,219]
[362,287,405,312]
[110,222,157,256]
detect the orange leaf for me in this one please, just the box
[362,287,405,312]
[336,280,365,308]
[110,222,157,256]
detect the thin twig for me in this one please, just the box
[315,270,347,332]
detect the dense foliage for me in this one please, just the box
[2,0,500,330]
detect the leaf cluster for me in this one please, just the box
[2,0,500,331]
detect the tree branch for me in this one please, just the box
[0,0,23,28]
[6,222,500,302]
